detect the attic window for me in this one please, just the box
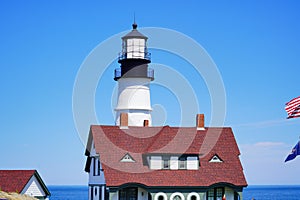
[162,156,170,169]
[178,157,187,169]
[209,154,223,163]
[120,153,135,162]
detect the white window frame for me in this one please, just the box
[170,192,185,200]
[187,193,200,200]
[154,192,168,200]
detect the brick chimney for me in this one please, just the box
[143,120,149,127]
[120,113,128,129]
[196,114,205,130]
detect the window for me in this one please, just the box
[207,189,214,200]
[155,193,167,200]
[179,156,187,169]
[216,188,223,199]
[93,158,96,176]
[93,158,101,176]
[187,192,200,200]
[187,156,199,170]
[148,155,200,170]
[170,192,184,200]
[119,187,137,200]
[97,159,101,175]
[173,195,181,200]
[90,187,93,200]
[162,157,170,169]
[150,156,162,170]
[207,187,224,200]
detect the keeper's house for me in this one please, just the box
[0,170,50,200]
[84,23,247,200]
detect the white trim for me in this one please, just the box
[170,192,185,200]
[101,186,105,200]
[170,156,179,170]
[154,192,168,200]
[120,153,135,162]
[209,155,223,163]
[22,175,46,197]
[150,156,162,170]
[187,193,200,200]
[187,156,199,170]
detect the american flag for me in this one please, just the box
[285,96,300,119]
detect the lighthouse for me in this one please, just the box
[114,23,154,126]
[85,23,248,200]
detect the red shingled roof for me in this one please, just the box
[87,125,247,188]
[0,170,35,193]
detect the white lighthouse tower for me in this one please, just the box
[114,23,154,126]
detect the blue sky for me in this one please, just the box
[1,1,300,185]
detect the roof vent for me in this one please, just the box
[209,154,223,163]
[120,153,135,162]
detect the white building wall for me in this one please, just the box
[115,78,152,127]
[116,78,151,110]
[22,175,45,198]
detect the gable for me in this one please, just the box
[0,170,35,193]
[22,175,46,197]
[209,154,223,163]
[120,153,135,162]
[0,170,50,197]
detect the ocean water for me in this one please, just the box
[49,186,88,200]
[48,185,300,200]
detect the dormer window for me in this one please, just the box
[148,154,199,170]
[178,157,187,169]
[162,157,170,169]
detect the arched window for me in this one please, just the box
[158,196,164,200]
[187,193,200,200]
[174,195,182,200]
[154,192,167,200]
[170,192,185,200]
